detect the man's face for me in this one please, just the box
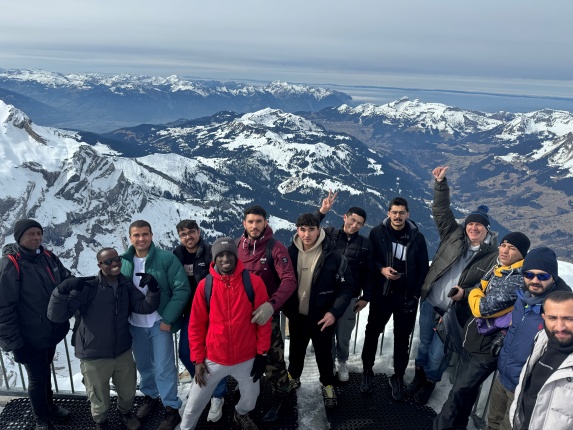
[19,227,43,251]
[524,270,554,296]
[215,251,236,275]
[178,228,201,252]
[543,299,573,347]
[98,249,122,278]
[498,242,523,266]
[243,214,268,240]
[388,205,409,230]
[466,222,488,244]
[297,225,320,250]
[129,226,153,253]
[343,213,365,236]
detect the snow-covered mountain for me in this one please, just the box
[0,100,435,273]
[0,68,352,132]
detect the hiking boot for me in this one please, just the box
[234,410,258,430]
[414,379,436,405]
[337,361,349,382]
[405,365,426,397]
[321,384,337,409]
[389,374,405,401]
[288,373,301,391]
[120,411,141,430]
[262,392,286,422]
[35,420,57,430]
[95,420,110,430]
[360,368,374,394]
[207,397,224,423]
[136,395,159,420]
[49,404,71,422]
[156,406,181,430]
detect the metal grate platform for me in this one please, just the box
[0,376,298,429]
[326,373,435,430]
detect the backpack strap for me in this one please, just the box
[204,270,255,312]
[336,255,348,283]
[265,237,276,268]
[6,254,20,280]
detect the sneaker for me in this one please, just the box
[262,392,285,422]
[288,372,301,391]
[337,361,349,382]
[120,411,141,430]
[135,395,159,420]
[207,397,224,423]
[35,420,57,430]
[389,374,405,401]
[49,404,71,422]
[321,385,337,409]
[95,420,110,430]
[414,379,436,405]
[405,365,426,397]
[156,406,182,430]
[234,410,258,430]
[360,368,374,394]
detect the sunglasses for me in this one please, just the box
[523,271,552,281]
[99,256,122,265]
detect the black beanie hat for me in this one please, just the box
[211,237,238,260]
[465,205,490,228]
[522,247,558,281]
[500,232,531,259]
[14,219,43,243]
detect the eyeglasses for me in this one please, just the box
[179,230,198,238]
[523,271,552,281]
[99,256,122,265]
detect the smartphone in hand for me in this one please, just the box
[447,287,458,298]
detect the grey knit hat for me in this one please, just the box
[211,237,238,260]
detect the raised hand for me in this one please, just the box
[432,166,449,182]
[319,189,338,214]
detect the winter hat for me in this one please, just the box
[465,205,490,229]
[522,247,558,281]
[211,237,238,260]
[14,219,43,243]
[500,232,531,259]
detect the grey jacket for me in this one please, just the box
[47,273,160,360]
[510,330,573,430]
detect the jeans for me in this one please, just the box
[332,298,358,363]
[22,346,57,422]
[179,314,226,399]
[415,299,449,383]
[130,320,182,409]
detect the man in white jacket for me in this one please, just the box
[510,290,573,430]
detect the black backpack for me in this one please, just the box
[203,269,255,312]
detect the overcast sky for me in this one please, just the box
[0,1,571,100]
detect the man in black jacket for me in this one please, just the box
[282,213,354,409]
[0,219,74,430]
[48,248,160,430]
[172,219,226,423]
[360,197,429,399]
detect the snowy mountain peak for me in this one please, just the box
[239,108,324,132]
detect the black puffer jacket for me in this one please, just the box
[0,243,73,352]
[283,237,354,321]
[47,273,160,359]
[173,239,212,314]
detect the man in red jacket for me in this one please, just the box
[180,237,271,430]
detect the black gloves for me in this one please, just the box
[490,330,507,357]
[250,354,267,382]
[57,276,96,294]
[403,296,419,314]
[136,273,159,293]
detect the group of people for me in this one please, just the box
[0,165,572,430]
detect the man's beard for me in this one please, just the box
[546,327,573,348]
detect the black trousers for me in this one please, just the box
[433,348,497,430]
[361,291,417,377]
[287,313,336,387]
[22,345,57,422]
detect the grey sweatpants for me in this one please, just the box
[180,358,258,430]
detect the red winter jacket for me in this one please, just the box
[237,226,297,313]
[189,259,271,366]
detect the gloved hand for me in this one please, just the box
[12,346,30,364]
[403,296,419,314]
[251,302,274,325]
[136,273,159,293]
[490,330,507,357]
[250,354,267,382]
[57,276,96,294]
